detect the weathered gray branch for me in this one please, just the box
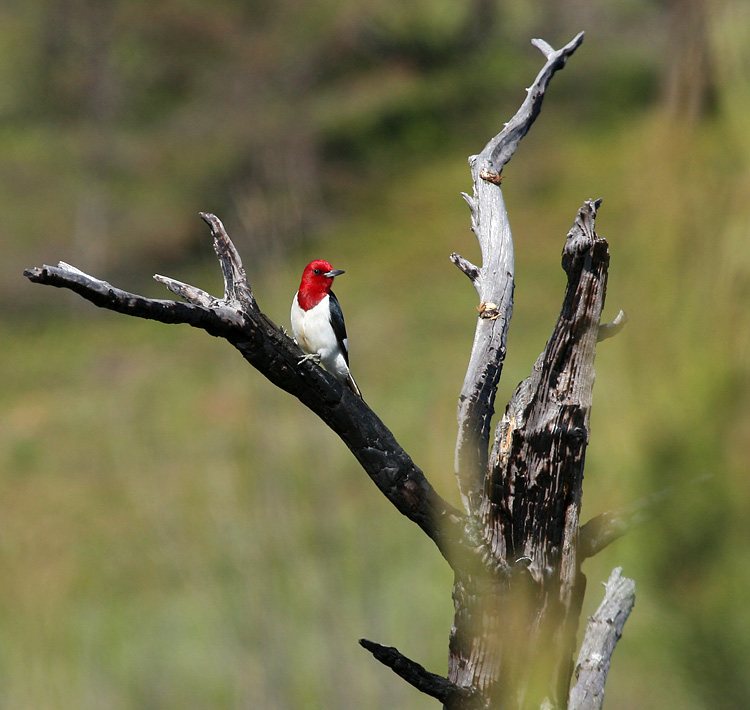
[568,568,635,710]
[155,212,256,311]
[487,33,584,172]
[202,212,256,310]
[450,252,480,286]
[453,32,585,513]
[25,214,470,567]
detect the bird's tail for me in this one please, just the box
[347,373,362,398]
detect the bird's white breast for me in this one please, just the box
[291,293,338,359]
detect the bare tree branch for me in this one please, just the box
[25,214,470,567]
[25,31,636,709]
[359,639,475,706]
[201,212,256,310]
[454,32,585,513]
[568,568,635,710]
[26,262,244,329]
[578,509,633,561]
[153,273,219,308]
[579,474,712,559]
[488,33,585,172]
[450,252,480,286]
[485,198,607,573]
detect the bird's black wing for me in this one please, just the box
[328,291,350,365]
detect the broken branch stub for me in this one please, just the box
[485,199,608,573]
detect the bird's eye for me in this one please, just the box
[312,269,321,275]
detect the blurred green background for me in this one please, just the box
[3,0,749,708]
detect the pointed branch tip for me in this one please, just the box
[451,253,480,282]
[569,567,634,710]
[598,309,628,342]
[531,38,554,58]
[460,191,477,213]
[196,212,256,311]
[57,261,91,277]
[484,30,585,173]
[154,274,218,307]
[199,211,222,231]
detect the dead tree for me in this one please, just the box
[25,33,635,710]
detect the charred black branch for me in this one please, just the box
[25,215,469,567]
[579,508,636,561]
[486,198,608,576]
[359,639,475,706]
[446,199,610,707]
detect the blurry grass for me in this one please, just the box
[4,54,750,710]
[0,318,454,709]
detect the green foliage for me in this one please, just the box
[3,1,750,708]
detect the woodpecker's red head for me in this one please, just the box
[296,259,345,310]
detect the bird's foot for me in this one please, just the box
[298,352,321,366]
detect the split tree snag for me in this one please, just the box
[448,199,617,709]
[26,33,636,710]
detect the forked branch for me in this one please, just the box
[453,32,585,513]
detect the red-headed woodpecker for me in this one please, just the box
[291,259,362,398]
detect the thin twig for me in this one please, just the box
[597,309,628,342]
[450,252,481,286]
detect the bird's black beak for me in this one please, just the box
[324,269,345,278]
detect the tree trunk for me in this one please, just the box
[449,200,609,708]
